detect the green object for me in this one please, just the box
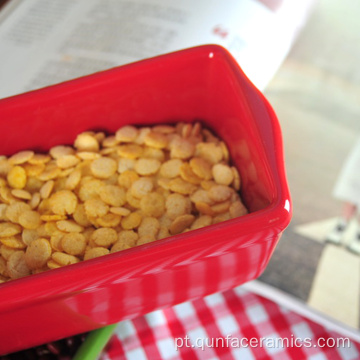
[73,324,117,360]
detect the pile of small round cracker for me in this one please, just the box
[0,122,248,282]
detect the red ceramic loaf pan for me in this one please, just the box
[0,45,291,354]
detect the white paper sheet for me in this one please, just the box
[0,0,314,98]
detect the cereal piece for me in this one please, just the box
[0,236,26,249]
[7,165,27,189]
[170,137,195,159]
[0,157,11,177]
[25,238,52,270]
[7,251,31,279]
[102,135,119,147]
[208,185,233,202]
[190,157,212,180]
[179,163,202,184]
[84,198,109,218]
[142,147,165,162]
[182,123,192,138]
[168,178,197,195]
[104,173,118,186]
[76,151,101,160]
[159,159,183,178]
[118,230,138,246]
[200,180,216,191]
[0,187,16,204]
[95,132,106,143]
[0,204,7,220]
[47,260,61,269]
[191,122,202,137]
[25,177,44,193]
[44,222,62,236]
[121,212,142,230]
[229,200,248,218]
[97,213,121,228]
[190,215,213,230]
[157,226,170,240]
[195,202,215,216]
[153,125,176,134]
[22,229,39,246]
[53,177,67,192]
[115,125,138,142]
[61,233,86,256]
[231,166,241,191]
[110,241,131,253]
[169,214,195,235]
[165,193,191,220]
[118,144,143,159]
[159,215,173,228]
[144,131,168,149]
[40,180,55,199]
[78,178,103,201]
[90,157,117,179]
[0,256,7,276]
[220,141,230,162]
[56,155,80,169]
[213,212,231,224]
[90,227,118,248]
[64,168,81,190]
[11,189,32,200]
[8,151,34,165]
[212,163,234,186]
[137,235,155,245]
[118,170,139,189]
[84,247,109,261]
[157,178,171,190]
[37,163,61,181]
[40,214,66,222]
[49,190,78,215]
[140,192,165,217]
[28,153,51,165]
[196,143,223,164]
[126,190,141,208]
[138,217,160,238]
[134,158,161,176]
[37,200,51,216]
[131,177,153,198]
[50,233,64,252]
[211,201,231,214]
[0,245,17,260]
[202,128,219,143]
[74,133,99,152]
[110,206,131,217]
[117,158,135,173]
[56,220,84,233]
[99,184,126,207]
[190,189,213,205]
[100,146,117,155]
[76,160,92,177]
[23,163,46,177]
[5,202,31,223]
[72,204,91,227]
[50,145,75,159]
[18,210,42,230]
[52,251,80,266]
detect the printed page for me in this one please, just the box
[0,0,313,98]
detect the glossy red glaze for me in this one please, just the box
[0,45,291,355]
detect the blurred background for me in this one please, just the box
[260,0,360,330]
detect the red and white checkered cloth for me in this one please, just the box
[100,287,360,360]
